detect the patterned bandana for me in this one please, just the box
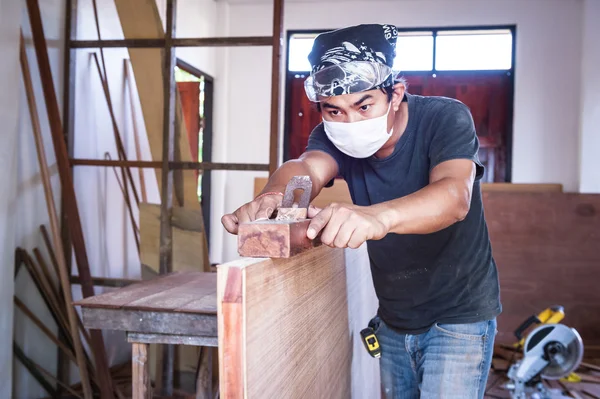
[306,24,398,98]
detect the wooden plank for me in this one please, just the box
[113,0,199,210]
[237,219,320,258]
[132,343,151,399]
[218,245,379,398]
[74,271,193,309]
[122,275,215,313]
[80,307,217,336]
[19,32,93,399]
[127,333,218,347]
[140,203,207,273]
[24,1,113,396]
[269,0,284,176]
[175,292,217,314]
[71,36,273,48]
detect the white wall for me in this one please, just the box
[215,0,586,263]
[11,0,67,397]
[7,0,219,395]
[0,0,24,396]
[579,0,600,193]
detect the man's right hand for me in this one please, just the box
[221,193,283,235]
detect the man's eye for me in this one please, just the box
[330,110,340,116]
[360,104,371,111]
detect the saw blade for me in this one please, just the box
[522,324,584,380]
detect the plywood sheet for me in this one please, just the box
[217,245,379,399]
[483,192,600,347]
[139,203,207,273]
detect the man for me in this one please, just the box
[222,24,501,399]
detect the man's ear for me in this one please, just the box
[391,82,406,111]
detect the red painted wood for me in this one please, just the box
[178,81,201,179]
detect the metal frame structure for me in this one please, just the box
[61,0,284,395]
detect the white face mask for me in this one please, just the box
[323,103,393,159]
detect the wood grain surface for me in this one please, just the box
[218,245,380,399]
[484,192,600,347]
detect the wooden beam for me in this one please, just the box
[269,0,284,176]
[13,342,58,397]
[132,343,152,399]
[127,333,218,347]
[69,275,140,288]
[70,36,273,48]
[71,159,270,171]
[80,307,216,337]
[19,33,93,398]
[24,1,113,395]
[217,245,379,398]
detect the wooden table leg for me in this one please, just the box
[195,346,213,399]
[132,343,151,399]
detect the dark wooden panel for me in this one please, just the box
[483,192,600,346]
[81,307,217,336]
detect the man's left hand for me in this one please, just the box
[306,203,389,249]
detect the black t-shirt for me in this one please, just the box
[306,93,502,334]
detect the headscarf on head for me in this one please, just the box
[304,24,398,100]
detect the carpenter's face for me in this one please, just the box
[319,89,390,123]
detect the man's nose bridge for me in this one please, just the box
[346,111,365,123]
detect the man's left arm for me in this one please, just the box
[307,101,482,247]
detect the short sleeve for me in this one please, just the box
[428,101,484,180]
[305,123,346,178]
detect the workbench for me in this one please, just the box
[75,271,217,398]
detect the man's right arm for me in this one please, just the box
[221,150,339,234]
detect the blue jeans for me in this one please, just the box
[377,318,496,399]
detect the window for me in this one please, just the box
[435,29,513,71]
[288,34,317,72]
[287,27,513,73]
[394,32,434,72]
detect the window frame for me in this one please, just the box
[283,25,517,182]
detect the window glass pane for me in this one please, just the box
[288,35,317,72]
[393,32,433,71]
[435,30,513,71]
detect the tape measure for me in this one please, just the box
[360,317,382,358]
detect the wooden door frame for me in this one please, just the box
[176,58,215,247]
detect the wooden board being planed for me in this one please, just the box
[218,244,379,398]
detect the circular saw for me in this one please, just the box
[507,324,584,399]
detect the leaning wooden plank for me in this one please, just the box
[19,31,93,399]
[113,0,199,210]
[140,203,207,272]
[237,219,320,258]
[218,245,379,398]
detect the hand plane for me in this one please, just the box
[237,175,320,258]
